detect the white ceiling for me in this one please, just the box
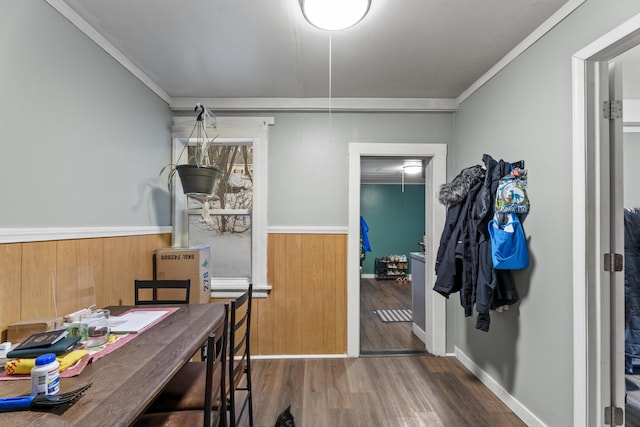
[55,0,570,100]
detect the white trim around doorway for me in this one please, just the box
[572,12,640,427]
[347,142,448,357]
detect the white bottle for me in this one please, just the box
[31,353,60,396]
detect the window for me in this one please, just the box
[187,142,252,281]
[171,117,273,297]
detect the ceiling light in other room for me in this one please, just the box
[300,0,371,31]
[403,162,423,175]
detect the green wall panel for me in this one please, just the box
[360,184,425,275]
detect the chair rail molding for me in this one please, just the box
[0,226,172,244]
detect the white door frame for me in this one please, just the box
[347,142,448,357]
[572,12,640,426]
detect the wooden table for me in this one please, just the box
[0,303,225,426]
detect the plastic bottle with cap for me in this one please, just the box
[31,353,60,396]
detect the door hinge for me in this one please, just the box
[602,100,623,119]
[604,406,624,425]
[604,253,624,272]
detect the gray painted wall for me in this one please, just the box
[453,1,640,426]
[266,112,454,226]
[1,0,172,227]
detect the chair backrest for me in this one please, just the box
[134,279,191,305]
[227,283,253,427]
[204,303,228,427]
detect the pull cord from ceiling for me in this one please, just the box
[329,32,333,143]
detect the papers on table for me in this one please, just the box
[109,310,169,334]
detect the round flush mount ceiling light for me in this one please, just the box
[300,0,371,31]
[403,161,423,175]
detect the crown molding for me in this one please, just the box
[44,0,171,104]
[457,0,586,104]
[171,97,458,112]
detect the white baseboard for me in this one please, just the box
[251,354,348,360]
[412,323,427,344]
[359,273,413,280]
[454,347,546,427]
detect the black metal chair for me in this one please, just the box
[133,304,228,427]
[226,283,254,427]
[143,284,254,427]
[134,279,191,305]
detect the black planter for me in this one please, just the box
[176,164,220,197]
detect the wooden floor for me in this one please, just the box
[360,277,427,355]
[248,356,526,427]
[244,279,640,426]
[626,373,640,425]
[238,278,525,426]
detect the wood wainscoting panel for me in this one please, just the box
[77,238,105,307]
[56,240,80,306]
[0,233,171,340]
[254,233,347,355]
[0,243,22,342]
[323,234,347,354]
[103,234,171,306]
[0,232,348,356]
[284,234,304,354]
[104,236,139,306]
[301,234,326,354]
[21,241,58,319]
[255,233,287,354]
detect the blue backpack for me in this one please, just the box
[488,213,529,270]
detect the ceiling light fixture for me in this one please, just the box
[300,0,371,31]
[403,162,423,175]
[401,161,422,193]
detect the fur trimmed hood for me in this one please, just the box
[438,165,485,206]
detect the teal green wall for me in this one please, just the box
[360,184,425,275]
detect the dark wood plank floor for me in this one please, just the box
[248,356,526,427]
[626,373,640,425]
[240,277,525,426]
[360,277,427,355]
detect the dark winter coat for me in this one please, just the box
[434,154,519,332]
[473,155,518,331]
[433,165,485,306]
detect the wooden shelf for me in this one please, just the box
[374,257,408,280]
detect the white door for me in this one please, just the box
[608,61,626,426]
[598,59,626,425]
[572,15,640,425]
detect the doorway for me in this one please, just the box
[359,156,429,355]
[347,142,448,357]
[572,12,640,425]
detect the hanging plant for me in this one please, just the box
[161,104,221,198]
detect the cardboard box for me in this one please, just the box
[154,246,211,304]
[7,317,64,343]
